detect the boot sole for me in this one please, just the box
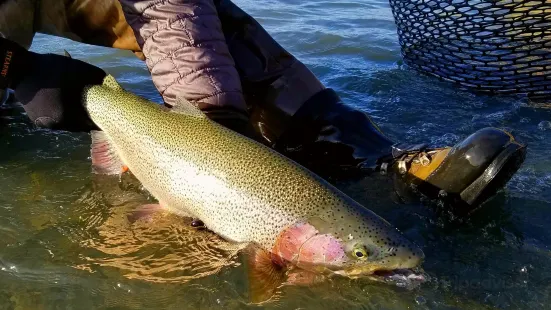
[459,142,527,213]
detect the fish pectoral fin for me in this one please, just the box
[244,245,287,305]
[169,96,206,118]
[90,130,126,176]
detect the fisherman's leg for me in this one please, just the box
[213,0,527,212]
[0,0,143,58]
[60,0,143,58]
[31,0,144,59]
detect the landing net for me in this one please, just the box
[389,0,551,97]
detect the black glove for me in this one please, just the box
[0,37,106,132]
[0,38,26,89]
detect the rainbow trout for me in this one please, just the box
[84,75,425,300]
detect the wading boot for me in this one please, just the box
[214,0,527,214]
[374,128,526,215]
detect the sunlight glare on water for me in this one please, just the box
[0,0,550,309]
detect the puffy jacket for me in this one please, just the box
[119,0,248,118]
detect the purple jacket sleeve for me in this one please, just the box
[118,0,247,115]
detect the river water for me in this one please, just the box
[1,0,550,309]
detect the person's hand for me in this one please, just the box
[0,37,106,132]
[0,37,30,91]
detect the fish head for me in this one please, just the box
[336,229,425,279]
[248,209,425,304]
[271,205,424,282]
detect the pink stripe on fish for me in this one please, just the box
[297,234,347,267]
[272,222,318,266]
[271,222,346,268]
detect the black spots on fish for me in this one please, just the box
[88,83,401,252]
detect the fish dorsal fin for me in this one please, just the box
[63,49,72,58]
[90,130,127,175]
[170,96,205,118]
[102,75,124,91]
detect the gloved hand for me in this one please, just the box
[0,37,106,132]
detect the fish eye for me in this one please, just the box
[353,246,368,259]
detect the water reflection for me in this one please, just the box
[73,174,245,285]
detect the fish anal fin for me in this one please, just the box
[126,203,167,223]
[91,130,125,176]
[170,96,205,118]
[244,245,287,304]
[285,269,326,286]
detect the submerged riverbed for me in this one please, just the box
[1,0,550,309]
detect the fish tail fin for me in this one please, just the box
[90,130,127,175]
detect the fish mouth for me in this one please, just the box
[368,268,427,288]
[334,267,427,289]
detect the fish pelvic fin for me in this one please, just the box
[90,130,127,175]
[244,245,287,305]
[127,203,168,224]
[170,96,206,118]
[101,75,124,91]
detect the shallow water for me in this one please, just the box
[1,0,551,309]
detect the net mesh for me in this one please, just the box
[388,0,551,97]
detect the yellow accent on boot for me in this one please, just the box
[406,148,451,181]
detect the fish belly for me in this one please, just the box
[103,117,292,248]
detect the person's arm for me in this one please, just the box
[0,37,105,131]
[118,0,254,136]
